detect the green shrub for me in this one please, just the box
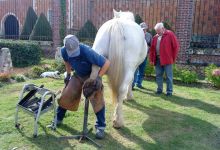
[0,40,41,67]
[0,82,3,87]
[205,64,220,88]
[205,64,218,81]
[31,66,45,78]
[20,7,38,40]
[14,74,26,82]
[163,20,172,31]
[60,0,66,42]
[173,64,181,78]
[145,59,155,76]
[210,69,220,88]
[135,14,143,24]
[51,61,65,73]
[179,69,197,84]
[30,13,52,41]
[150,29,156,36]
[77,20,97,40]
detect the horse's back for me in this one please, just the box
[93,18,147,66]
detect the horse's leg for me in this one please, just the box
[113,70,133,128]
[126,82,134,100]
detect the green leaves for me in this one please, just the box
[77,20,97,40]
[0,40,41,67]
[30,13,52,41]
[20,7,38,40]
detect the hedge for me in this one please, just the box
[77,20,97,40]
[30,13,52,41]
[20,6,38,40]
[135,14,143,24]
[0,40,41,67]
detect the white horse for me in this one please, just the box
[90,10,148,128]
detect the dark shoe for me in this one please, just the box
[155,91,162,95]
[137,85,145,89]
[95,128,105,139]
[166,93,172,96]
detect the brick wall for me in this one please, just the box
[67,0,178,32]
[193,0,220,35]
[0,0,32,34]
[0,0,52,35]
[52,0,61,48]
[175,0,194,63]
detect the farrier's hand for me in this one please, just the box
[64,73,71,85]
[83,76,102,98]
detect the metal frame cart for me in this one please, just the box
[15,84,59,137]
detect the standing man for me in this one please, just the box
[50,34,110,139]
[149,22,179,96]
[132,22,152,89]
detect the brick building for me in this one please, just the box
[66,0,220,65]
[0,0,219,65]
[0,0,52,38]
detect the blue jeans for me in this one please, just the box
[155,57,173,94]
[133,58,147,87]
[56,106,106,129]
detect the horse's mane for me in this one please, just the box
[113,9,135,22]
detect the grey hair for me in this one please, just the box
[154,22,164,30]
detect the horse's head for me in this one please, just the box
[113,9,134,22]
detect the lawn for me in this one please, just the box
[0,77,220,150]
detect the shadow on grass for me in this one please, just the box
[133,85,220,114]
[124,100,220,150]
[57,124,134,149]
[17,121,131,149]
[162,94,220,114]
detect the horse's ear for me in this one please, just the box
[113,9,119,18]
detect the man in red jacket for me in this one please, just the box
[149,22,179,96]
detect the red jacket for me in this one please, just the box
[149,30,179,66]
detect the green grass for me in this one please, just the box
[0,77,220,150]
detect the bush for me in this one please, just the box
[0,40,41,67]
[20,7,38,40]
[163,20,172,31]
[60,0,66,42]
[205,64,218,81]
[179,69,197,84]
[145,59,155,76]
[0,82,3,87]
[210,69,220,88]
[51,61,65,73]
[14,74,26,82]
[173,64,181,78]
[77,20,97,40]
[135,14,143,24]
[205,64,220,88]
[30,13,52,41]
[30,66,45,78]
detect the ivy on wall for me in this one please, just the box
[60,0,66,44]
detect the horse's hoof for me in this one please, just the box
[113,120,123,129]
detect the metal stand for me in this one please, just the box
[59,98,101,148]
[15,84,59,137]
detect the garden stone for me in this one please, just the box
[55,47,63,62]
[0,48,13,74]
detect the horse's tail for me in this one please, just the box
[107,20,125,104]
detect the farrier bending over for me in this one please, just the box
[52,34,110,139]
